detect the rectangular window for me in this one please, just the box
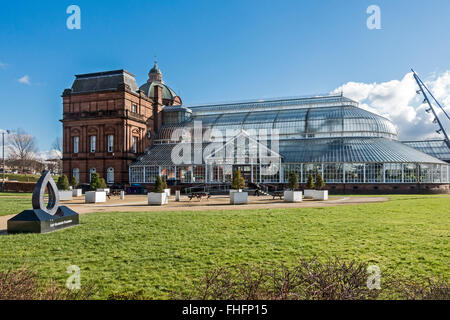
[73,136,79,154]
[132,136,137,153]
[132,105,137,113]
[90,136,96,153]
[108,135,114,153]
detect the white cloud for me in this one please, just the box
[36,149,62,161]
[18,75,31,85]
[333,71,450,141]
[0,61,7,69]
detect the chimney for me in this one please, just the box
[153,85,163,133]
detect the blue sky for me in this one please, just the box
[0,0,449,153]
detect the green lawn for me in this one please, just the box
[0,193,33,216]
[0,194,448,299]
[2,174,41,182]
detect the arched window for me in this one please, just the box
[89,168,96,182]
[107,167,114,184]
[73,168,80,184]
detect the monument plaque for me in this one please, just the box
[7,171,79,234]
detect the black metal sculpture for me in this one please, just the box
[7,171,79,234]
[32,171,60,215]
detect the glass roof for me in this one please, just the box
[158,105,398,140]
[131,137,446,166]
[402,140,450,162]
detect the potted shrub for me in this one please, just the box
[71,176,82,197]
[85,173,107,203]
[313,173,328,200]
[57,174,73,201]
[97,177,110,195]
[303,173,315,199]
[284,172,302,203]
[162,177,171,197]
[148,176,168,205]
[230,170,248,205]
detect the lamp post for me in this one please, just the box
[2,130,10,193]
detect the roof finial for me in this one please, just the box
[154,55,157,66]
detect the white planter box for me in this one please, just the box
[284,190,302,203]
[148,192,168,205]
[175,190,181,202]
[72,189,82,197]
[85,191,106,203]
[164,188,171,197]
[58,190,73,201]
[229,189,242,195]
[97,188,110,195]
[230,191,248,205]
[313,190,328,201]
[303,189,315,199]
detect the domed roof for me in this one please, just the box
[149,64,162,75]
[139,81,178,100]
[139,61,178,100]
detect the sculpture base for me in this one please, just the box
[7,206,79,234]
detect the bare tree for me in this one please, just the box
[50,137,63,175]
[52,137,62,154]
[7,129,38,173]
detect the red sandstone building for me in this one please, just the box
[61,63,181,184]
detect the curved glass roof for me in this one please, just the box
[159,105,398,140]
[280,138,446,164]
[402,140,450,162]
[132,137,446,166]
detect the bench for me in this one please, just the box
[188,192,211,201]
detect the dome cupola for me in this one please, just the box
[139,59,181,103]
[147,60,163,83]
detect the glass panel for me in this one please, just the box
[323,163,343,183]
[366,163,383,183]
[385,163,402,183]
[403,164,418,183]
[419,164,432,183]
[344,163,364,183]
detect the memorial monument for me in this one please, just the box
[7,171,79,234]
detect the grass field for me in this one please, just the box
[0,194,448,299]
[2,174,41,182]
[0,193,33,216]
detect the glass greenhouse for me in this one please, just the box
[130,94,449,185]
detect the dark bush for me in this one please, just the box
[0,267,95,300]
[174,257,449,300]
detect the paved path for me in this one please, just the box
[0,195,388,232]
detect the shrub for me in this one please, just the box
[153,176,164,193]
[90,173,100,191]
[231,170,245,190]
[56,175,70,191]
[174,257,450,300]
[175,257,382,300]
[306,173,314,189]
[0,267,95,300]
[70,176,78,188]
[390,277,450,300]
[99,178,107,189]
[287,172,299,190]
[161,177,168,190]
[315,173,325,190]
